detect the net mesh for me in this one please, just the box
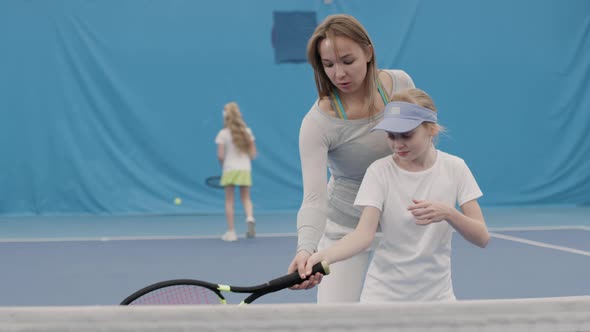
[128,285,222,305]
[1,296,590,331]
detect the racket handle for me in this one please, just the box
[265,261,330,291]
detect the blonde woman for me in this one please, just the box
[289,14,415,302]
[215,102,256,242]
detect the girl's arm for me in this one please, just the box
[305,206,381,276]
[247,128,257,159]
[249,141,257,159]
[450,199,489,247]
[217,144,224,165]
[409,199,489,248]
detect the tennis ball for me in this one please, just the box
[174,197,182,205]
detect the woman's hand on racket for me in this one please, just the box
[288,250,323,290]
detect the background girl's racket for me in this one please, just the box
[120,261,329,305]
[205,175,223,189]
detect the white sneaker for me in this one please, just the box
[221,230,237,242]
[246,218,256,239]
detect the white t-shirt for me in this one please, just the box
[354,150,483,302]
[215,128,255,172]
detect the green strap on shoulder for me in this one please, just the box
[331,77,389,120]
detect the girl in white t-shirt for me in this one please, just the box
[305,88,490,302]
[215,102,256,242]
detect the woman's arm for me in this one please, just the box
[296,114,330,254]
[288,112,330,284]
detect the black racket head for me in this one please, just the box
[121,279,225,305]
[121,262,331,305]
[205,176,224,189]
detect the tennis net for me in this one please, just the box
[1,296,590,331]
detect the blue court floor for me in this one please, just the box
[0,207,589,306]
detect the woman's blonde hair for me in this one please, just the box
[390,88,445,136]
[306,14,379,117]
[223,102,255,157]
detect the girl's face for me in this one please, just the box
[318,36,372,94]
[387,124,434,163]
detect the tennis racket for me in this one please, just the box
[205,175,223,189]
[120,261,329,305]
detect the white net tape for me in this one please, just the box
[1,296,590,331]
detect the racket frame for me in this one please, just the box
[205,175,223,189]
[120,261,330,305]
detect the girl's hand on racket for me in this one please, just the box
[288,250,322,290]
[305,252,326,281]
[408,199,451,225]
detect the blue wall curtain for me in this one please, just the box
[1,0,588,216]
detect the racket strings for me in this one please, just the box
[129,285,221,305]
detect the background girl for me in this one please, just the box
[215,102,257,241]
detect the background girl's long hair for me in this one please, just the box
[223,102,255,158]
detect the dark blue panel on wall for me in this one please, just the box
[272,11,317,64]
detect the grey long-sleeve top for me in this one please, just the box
[296,69,415,254]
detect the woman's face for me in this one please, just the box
[318,36,371,94]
